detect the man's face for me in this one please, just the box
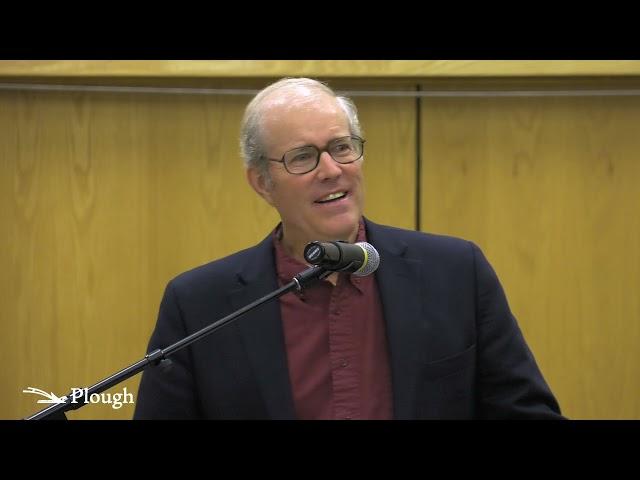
[248,92,365,248]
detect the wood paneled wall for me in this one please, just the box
[1,76,638,419]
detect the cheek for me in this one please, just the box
[270,180,309,214]
[347,160,364,177]
[348,166,365,190]
[277,191,302,213]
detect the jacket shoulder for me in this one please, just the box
[368,221,476,258]
[168,244,260,295]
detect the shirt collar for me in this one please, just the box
[272,218,368,291]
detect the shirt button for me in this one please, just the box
[340,360,349,368]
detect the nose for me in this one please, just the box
[315,151,342,180]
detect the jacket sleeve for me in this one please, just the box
[471,242,564,419]
[133,281,202,419]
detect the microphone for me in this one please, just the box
[303,240,380,276]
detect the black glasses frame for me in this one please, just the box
[265,135,365,175]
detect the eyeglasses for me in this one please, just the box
[266,135,365,175]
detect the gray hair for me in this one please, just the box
[240,78,362,182]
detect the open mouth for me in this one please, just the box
[315,191,348,204]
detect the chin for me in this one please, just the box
[317,215,360,240]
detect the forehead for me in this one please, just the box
[260,91,349,149]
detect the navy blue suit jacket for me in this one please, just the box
[134,219,562,419]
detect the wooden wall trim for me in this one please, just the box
[1,60,640,78]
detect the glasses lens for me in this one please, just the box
[283,146,319,174]
[281,136,364,174]
[329,136,363,163]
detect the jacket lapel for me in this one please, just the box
[365,219,424,420]
[228,235,296,420]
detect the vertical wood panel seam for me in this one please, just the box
[415,84,422,232]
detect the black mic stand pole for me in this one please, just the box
[25,265,331,420]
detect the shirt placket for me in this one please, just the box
[328,276,359,420]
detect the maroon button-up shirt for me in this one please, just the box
[273,220,394,420]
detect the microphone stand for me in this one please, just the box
[25,265,332,420]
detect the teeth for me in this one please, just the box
[319,192,346,202]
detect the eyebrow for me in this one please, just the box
[288,135,351,151]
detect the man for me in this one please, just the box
[134,78,562,419]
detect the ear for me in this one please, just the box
[246,167,275,206]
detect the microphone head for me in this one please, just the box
[353,242,380,277]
